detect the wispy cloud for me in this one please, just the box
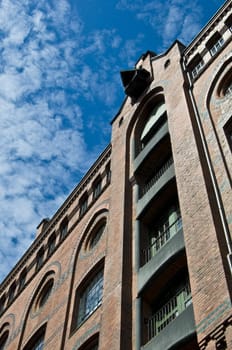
[117,0,203,50]
[0,0,147,282]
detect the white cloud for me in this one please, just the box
[0,0,98,282]
[0,0,150,282]
[117,0,203,50]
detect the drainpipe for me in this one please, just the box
[182,58,232,274]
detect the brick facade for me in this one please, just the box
[0,1,232,349]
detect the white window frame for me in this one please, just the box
[192,60,205,78]
[210,37,224,56]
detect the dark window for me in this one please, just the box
[224,117,232,152]
[23,324,46,350]
[93,177,102,200]
[8,282,16,304]
[79,194,88,217]
[38,279,54,309]
[36,247,44,271]
[48,232,56,256]
[0,331,9,350]
[0,295,6,315]
[105,163,111,184]
[78,336,99,350]
[206,32,224,56]
[60,219,68,240]
[77,269,104,326]
[19,268,27,291]
[89,223,105,249]
[225,14,232,32]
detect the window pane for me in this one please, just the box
[60,223,68,240]
[23,325,46,350]
[32,336,44,350]
[141,102,166,142]
[93,181,102,200]
[90,224,105,249]
[78,270,104,325]
[0,331,9,350]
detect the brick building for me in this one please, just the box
[0,0,232,349]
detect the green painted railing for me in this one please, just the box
[147,283,192,340]
[143,216,182,264]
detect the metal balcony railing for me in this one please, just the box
[147,283,192,341]
[139,156,173,198]
[142,216,182,264]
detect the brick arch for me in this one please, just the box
[206,55,232,112]
[29,270,55,319]
[123,86,166,180]
[17,266,60,349]
[58,209,108,349]
[131,87,165,156]
[67,208,109,268]
[70,258,105,334]
[204,55,232,185]
[79,209,109,257]
[75,331,99,350]
[0,320,12,349]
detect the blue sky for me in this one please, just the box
[0,0,225,282]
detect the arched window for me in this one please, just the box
[78,334,99,350]
[224,81,232,97]
[0,327,9,350]
[47,232,56,256]
[140,101,167,149]
[60,217,68,241]
[224,117,232,152]
[87,219,106,250]
[19,268,27,292]
[36,247,44,271]
[78,270,103,324]
[92,176,102,201]
[79,192,88,217]
[8,281,16,305]
[105,162,111,184]
[37,279,54,309]
[72,261,104,330]
[23,324,46,350]
[0,295,6,315]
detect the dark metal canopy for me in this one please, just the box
[120,68,151,100]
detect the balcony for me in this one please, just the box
[148,283,191,339]
[143,284,196,350]
[138,220,185,294]
[137,157,175,218]
[134,121,169,173]
[143,216,182,264]
[139,156,173,198]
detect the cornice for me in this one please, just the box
[184,0,232,59]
